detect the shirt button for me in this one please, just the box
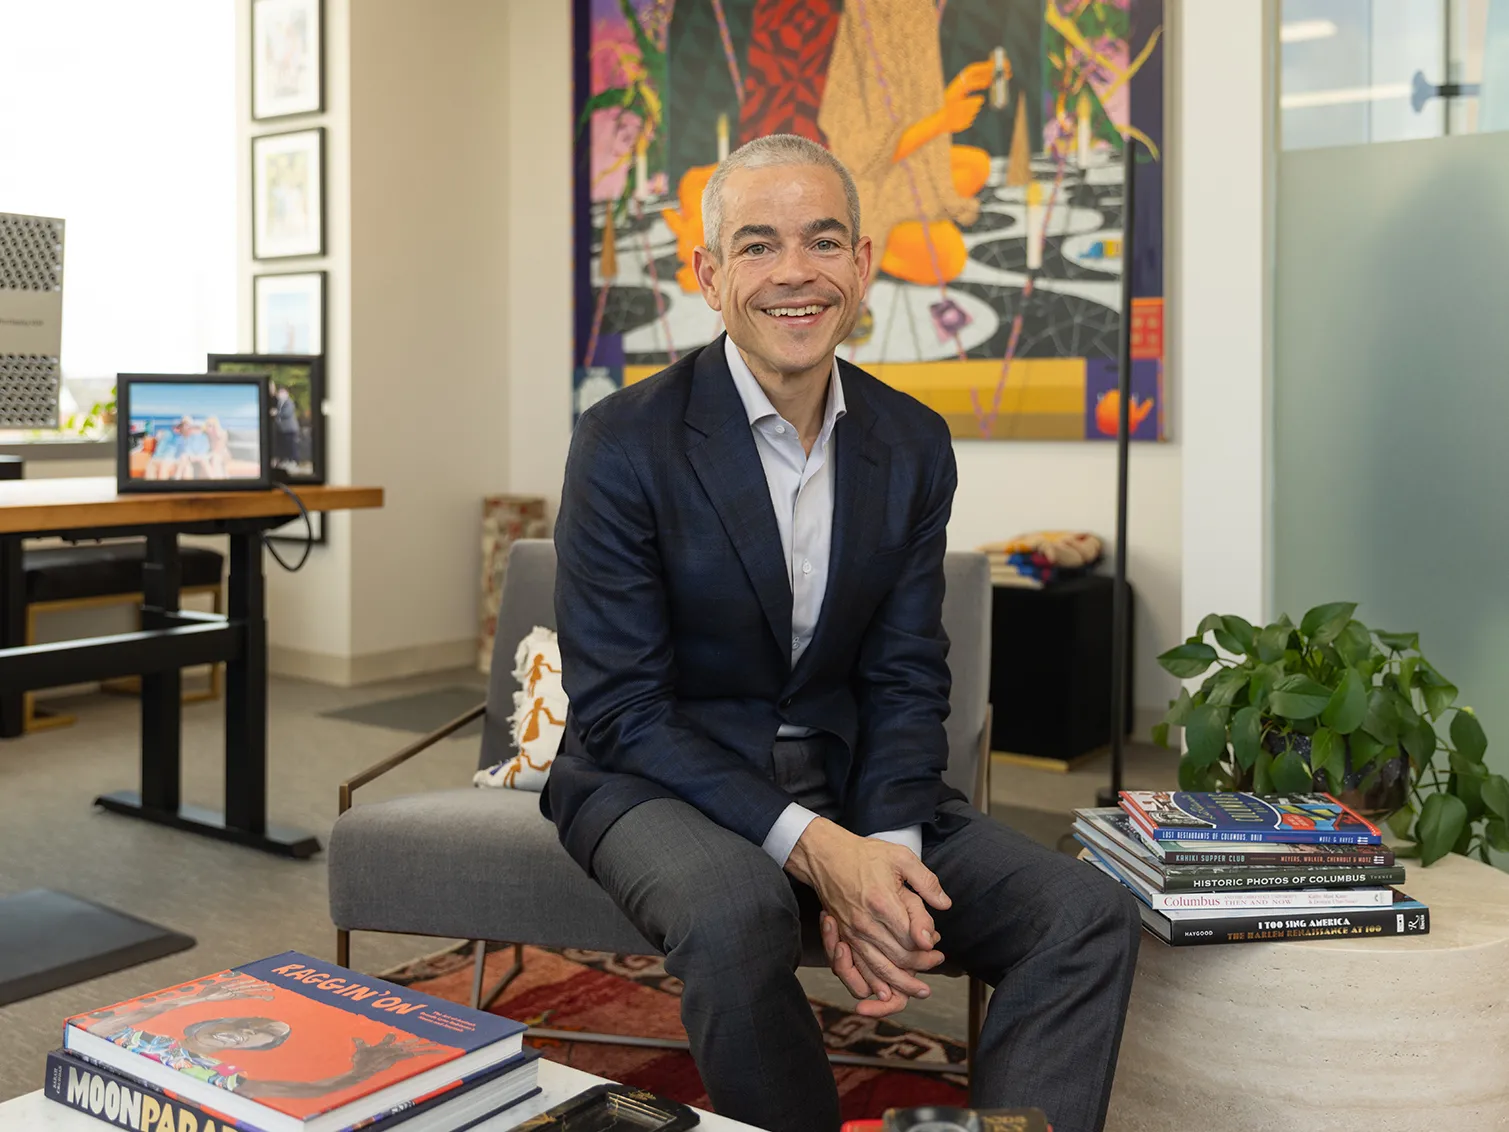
[792,635,800,649]
[775,424,785,434]
[802,559,812,575]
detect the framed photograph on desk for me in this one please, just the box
[207,354,326,484]
[252,127,324,260]
[117,375,271,493]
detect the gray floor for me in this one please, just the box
[0,672,1177,1100]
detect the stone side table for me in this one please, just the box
[1106,852,1509,1130]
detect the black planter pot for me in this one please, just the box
[1258,730,1408,817]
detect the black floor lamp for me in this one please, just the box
[1095,137,1138,810]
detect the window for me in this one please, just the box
[0,0,236,441]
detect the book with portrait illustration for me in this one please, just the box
[1118,791,1383,845]
[62,951,527,1132]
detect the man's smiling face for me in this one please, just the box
[694,163,871,383]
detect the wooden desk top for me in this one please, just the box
[0,477,383,535]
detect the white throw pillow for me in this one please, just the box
[472,625,567,791]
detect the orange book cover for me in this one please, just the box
[64,952,524,1126]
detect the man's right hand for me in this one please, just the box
[785,817,951,1007]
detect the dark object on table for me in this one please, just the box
[207,353,327,485]
[0,889,193,1007]
[884,1107,1048,1132]
[115,374,272,494]
[517,1083,698,1131]
[989,574,1133,767]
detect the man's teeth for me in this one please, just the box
[766,305,823,317]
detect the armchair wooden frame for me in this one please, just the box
[336,705,994,1082]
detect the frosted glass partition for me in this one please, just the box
[1274,130,1509,779]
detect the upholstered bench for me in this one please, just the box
[1106,851,1509,1130]
[22,540,225,731]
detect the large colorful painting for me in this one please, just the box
[572,0,1165,441]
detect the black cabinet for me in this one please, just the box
[988,574,1134,767]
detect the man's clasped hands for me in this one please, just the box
[785,818,952,1018]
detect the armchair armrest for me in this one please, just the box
[337,702,487,816]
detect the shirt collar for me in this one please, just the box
[723,334,846,437]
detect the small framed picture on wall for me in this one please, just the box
[252,127,324,260]
[252,0,323,120]
[254,270,324,355]
[208,353,327,485]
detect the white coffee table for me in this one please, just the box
[0,1058,762,1131]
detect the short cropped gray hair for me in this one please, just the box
[701,134,862,260]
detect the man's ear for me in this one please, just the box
[854,233,874,287]
[693,245,723,312]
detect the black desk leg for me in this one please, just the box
[225,530,267,836]
[0,536,22,738]
[139,532,182,811]
[96,526,320,859]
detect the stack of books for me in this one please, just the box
[43,950,541,1132]
[1075,791,1432,946]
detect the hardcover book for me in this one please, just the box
[1074,808,1406,891]
[1082,851,1430,946]
[63,952,526,1132]
[1119,791,1382,845]
[43,1047,542,1132]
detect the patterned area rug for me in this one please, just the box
[381,942,968,1118]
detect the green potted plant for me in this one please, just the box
[1153,602,1509,868]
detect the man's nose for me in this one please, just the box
[767,245,819,285]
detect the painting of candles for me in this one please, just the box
[572,0,1166,441]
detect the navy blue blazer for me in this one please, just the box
[542,335,963,873]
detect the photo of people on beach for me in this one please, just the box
[124,381,266,483]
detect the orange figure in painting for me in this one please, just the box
[1094,389,1154,437]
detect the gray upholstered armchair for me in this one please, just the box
[329,539,992,1077]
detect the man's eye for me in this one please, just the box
[744,243,767,255]
[814,239,838,251]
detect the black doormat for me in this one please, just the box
[318,685,487,738]
[0,889,195,1007]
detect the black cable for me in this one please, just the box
[262,482,313,572]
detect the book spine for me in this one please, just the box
[1160,866,1407,892]
[44,1049,260,1132]
[1151,888,1393,910]
[1148,827,1381,845]
[1157,847,1396,867]
[1166,905,1430,946]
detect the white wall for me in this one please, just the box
[236,0,510,684]
[501,0,1184,724]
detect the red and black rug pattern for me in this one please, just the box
[381,941,968,1119]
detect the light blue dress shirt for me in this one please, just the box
[722,337,924,867]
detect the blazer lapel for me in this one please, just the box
[685,337,793,657]
[788,364,889,690]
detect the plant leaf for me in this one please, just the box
[1449,768,1486,823]
[1422,681,1459,720]
[1300,602,1357,646]
[1394,842,1422,859]
[1376,630,1419,652]
[1151,721,1170,749]
[1256,624,1291,664]
[1334,620,1373,667]
[1196,613,1225,639]
[1213,628,1243,654]
[1158,642,1219,679]
[1386,803,1416,840]
[1269,675,1333,720]
[1310,726,1340,782]
[1231,706,1262,770]
[1248,664,1279,712]
[1221,615,1256,655]
[1487,817,1509,853]
[1401,714,1437,766]
[1183,704,1228,768]
[1417,793,1468,866]
[1482,774,1509,821]
[1320,668,1367,734]
[1362,689,1400,744]
[1178,756,1211,791]
[1349,729,1383,770]
[1206,668,1248,708]
[1164,688,1195,727]
[1252,750,1274,795]
[1450,708,1487,763]
[1271,749,1315,793]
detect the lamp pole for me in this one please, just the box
[1096,135,1137,810]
